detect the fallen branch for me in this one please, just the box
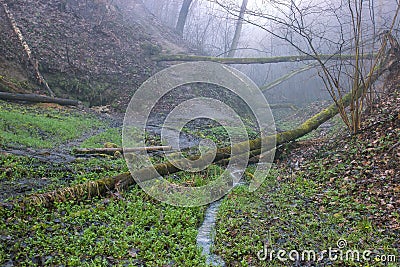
[0,92,81,106]
[260,64,315,91]
[388,141,400,153]
[73,146,173,155]
[153,53,375,65]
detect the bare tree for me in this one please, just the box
[227,0,248,57]
[215,0,400,133]
[176,0,194,35]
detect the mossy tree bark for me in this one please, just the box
[153,53,375,65]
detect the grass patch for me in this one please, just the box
[0,154,129,203]
[0,151,213,266]
[165,165,225,187]
[80,128,122,148]
[0,101,105,149]
[0,150,226,266]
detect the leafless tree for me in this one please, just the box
[227,0,248,57]
[176,0,195,35]
[214,0,400,133]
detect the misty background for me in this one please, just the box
[140,0,399,106]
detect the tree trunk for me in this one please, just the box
[227,0,248,58]
[154,53,376,64]
[175,0,194,36]
[270,103,298,110]
[0,92,81,106]
[2,2,55,97]
[260,64,315,91]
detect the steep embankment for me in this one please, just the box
[0,0,187,107]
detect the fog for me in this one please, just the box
[139,0,399,106]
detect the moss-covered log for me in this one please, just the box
[270,103,298,110]
[154,53,375,65]
[17,173,132,207]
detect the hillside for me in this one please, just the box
[0,0,187,107]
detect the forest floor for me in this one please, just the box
[213,89,400,266]
[0,83,399,266]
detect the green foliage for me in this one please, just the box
[165,165,225,187]
[0,188,207,266]
[80,128,122,148]
[46,74,112,106]
[0,101,105,149]
[214,144,399,266]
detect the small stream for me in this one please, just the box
[196,170,244,266]
[197,200,226,266]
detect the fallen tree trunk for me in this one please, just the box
[0,92,81,106]
[3,49,392,208]
[153,53,375,65]
[270,103,298,110]
[260,64,316,91]
[73,146,173,155]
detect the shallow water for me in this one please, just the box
[196,200,226,267]
[196,169,244,266]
